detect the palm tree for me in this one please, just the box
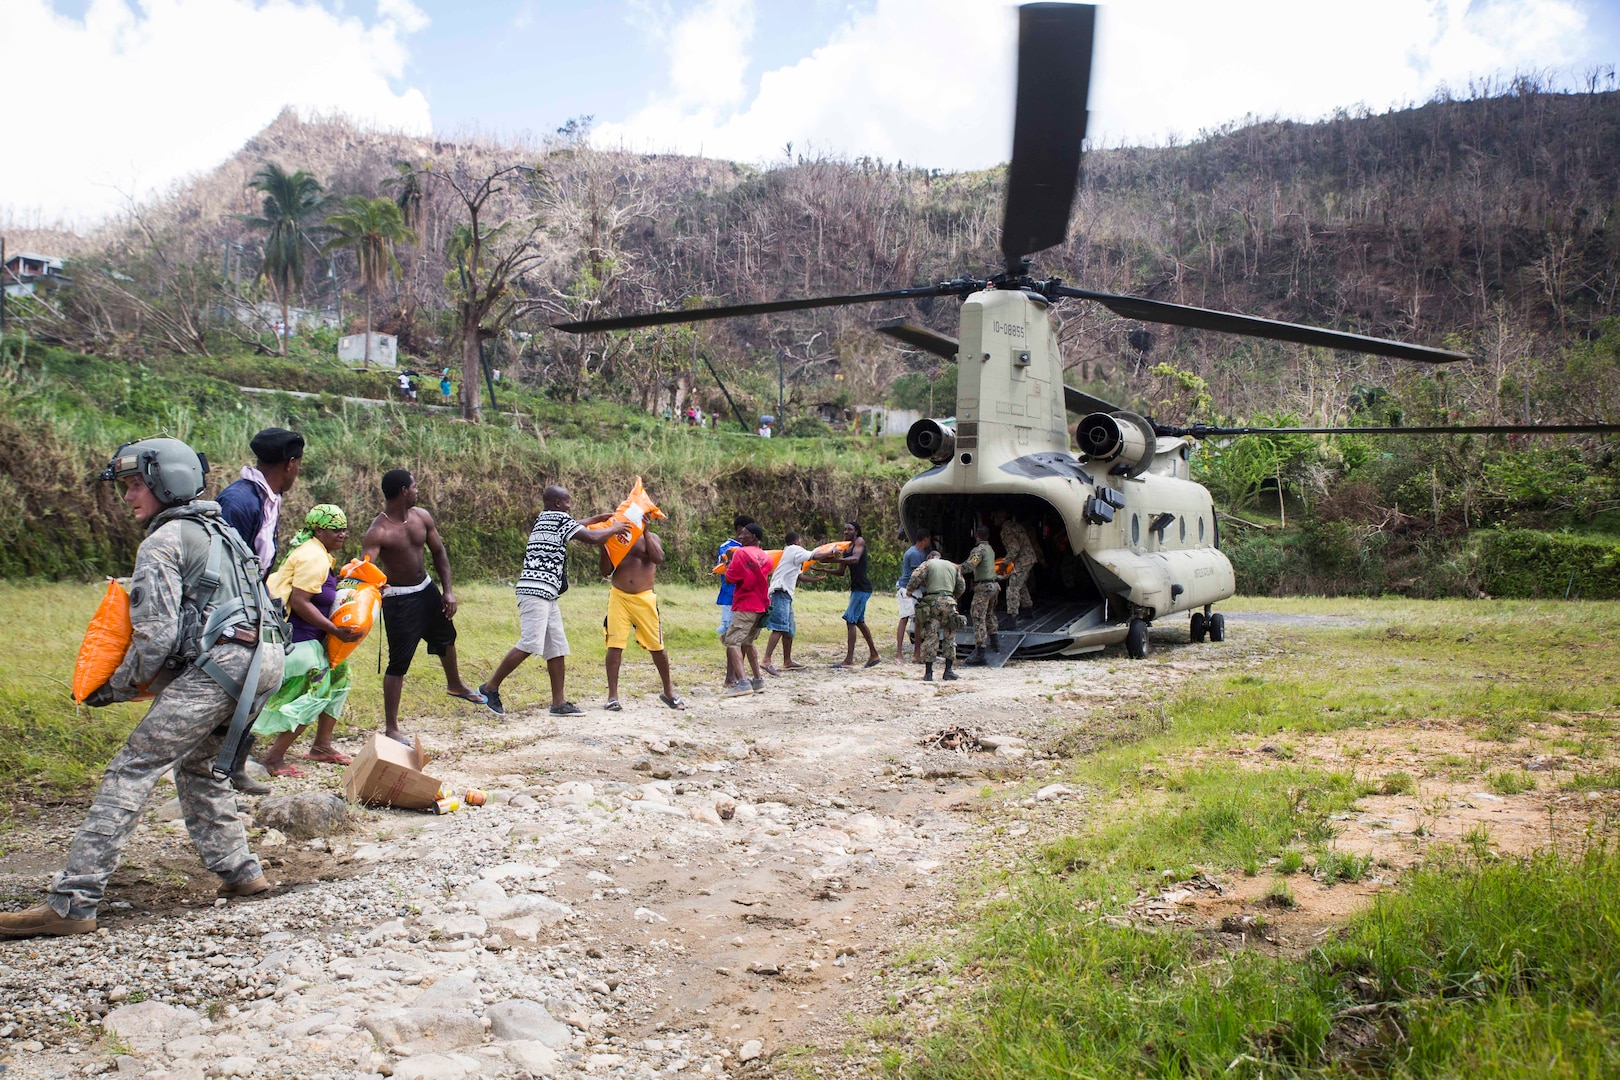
[243,164,326,356]
[322,196,417,366]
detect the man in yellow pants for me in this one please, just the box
[600,531,686,710]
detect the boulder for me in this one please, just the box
[391,1052,483,1080]
[358,1008,483,1054]
[505,1040,562,1075]
[255,791,349,839]
[485,999,571,1048]
[103,1001,201,1051]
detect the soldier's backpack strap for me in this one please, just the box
[176,516,285,781]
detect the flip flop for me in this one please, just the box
[761,664,780,676]
[660,694,688,711]
[267,763,307,779]
[386,731,413,746]
[864,657,882,668]
[447,690,489,705]
[605,698,623,712]
[303,749,353,766]
[783,662,806,670]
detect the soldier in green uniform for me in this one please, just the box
[907,552,966,682]
[994,510,1041,625]
[959,523,1002,664]
[0,438,286,938]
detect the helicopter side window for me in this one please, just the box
[1199,516,1206,541]
[1131,514,1140,546]
[1180,516,1186,542]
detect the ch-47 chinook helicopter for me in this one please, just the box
[554,2,1620,664]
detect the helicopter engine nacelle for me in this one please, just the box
[906,418,956,464]
[1075,412,1156,478]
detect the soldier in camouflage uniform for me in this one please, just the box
[994,511,1041,624]
[0,439,285,939]
[958,524,1002,664]
[908,552,966,681]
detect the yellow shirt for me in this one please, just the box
[268,538,333,605]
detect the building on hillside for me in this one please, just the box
[2,252,68,297]
[338,332,398,368]
[855,405,921,437]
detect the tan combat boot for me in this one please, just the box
[0,904,96,938]
[218,874,274,898]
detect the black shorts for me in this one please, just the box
[382,581,456,677]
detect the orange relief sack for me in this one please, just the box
[327,557,388,665]
[806,540,852,568]
[712,549,784,574]
[603,477,667,569]
[73,579,153,704]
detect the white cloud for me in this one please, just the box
[594,0,1595,168]
[0,0,432,227]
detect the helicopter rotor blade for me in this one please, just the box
[874,319,958,360]
[1001,3,1094,268]
[1064,385,1121,415]
[551,283,971,334]
[1055,286,1471,364]
[1164,422,1620,439]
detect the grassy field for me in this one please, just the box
[0,579,867,799]
[883,597,1620,1079]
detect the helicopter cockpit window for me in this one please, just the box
[1131,514,1140,545]
[1180,516,1187,542]
[1199,516,1206,541]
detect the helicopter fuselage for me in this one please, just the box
[898,287,1235,657]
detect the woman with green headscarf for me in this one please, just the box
[254,504,362,778]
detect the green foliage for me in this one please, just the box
[1474,529,1620,599]
[242,163,327,350]
[0,341,913,584]
[889,366,956,413]
[1194,413,1320,511]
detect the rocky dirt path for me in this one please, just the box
[0,629,1253,1080]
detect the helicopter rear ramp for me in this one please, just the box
[954,599,1117,663]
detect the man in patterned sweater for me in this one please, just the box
[479,485,628,716]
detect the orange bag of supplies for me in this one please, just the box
[995,557,1015,577]
[327,557,388,665]
[73,579,153,703]
[603,477,667,569]
[712,549,784,574]
[806,540,852,566]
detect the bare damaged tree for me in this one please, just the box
[420,162,548,421]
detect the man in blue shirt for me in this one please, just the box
[715,514,754,634]
[893,531,932,663]
[217,428,304,578]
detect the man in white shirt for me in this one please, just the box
[761,531,814,676]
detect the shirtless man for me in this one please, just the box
[362,468,485,744]
[598,531,686,711]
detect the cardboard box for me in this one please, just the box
[340,734,443,809]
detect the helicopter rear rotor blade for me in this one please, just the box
[1167,422,1620,438]
[1001,3,1094,269]
[552,283,971,334]
[1064,385,1121,415]
[1056,286,1471,364]
[874,319,959,360]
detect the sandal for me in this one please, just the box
[864,657,882,668]
[605,698,623,712]
[303,748,353,766]
[660,694,688,711]
[267,762,307,779]
[446,689,489,705]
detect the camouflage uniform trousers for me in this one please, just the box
[47,643,284,920]
[1004,564,1034,619]
[969,581,1001,647]
[914,595,961,665]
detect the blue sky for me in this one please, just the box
[4,0,1617,224]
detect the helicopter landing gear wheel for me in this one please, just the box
[1189,612,1207,643]
[1208,613,1226,642]
[1126,618,1150,659]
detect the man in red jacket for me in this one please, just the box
[721,522,771,698]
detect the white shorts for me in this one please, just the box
[516,594,569,660]
[895,588,917,619]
